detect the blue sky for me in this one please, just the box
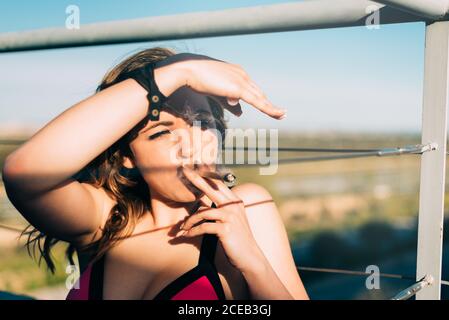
[0,0,426,133]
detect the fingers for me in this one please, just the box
[180,222,223,238]
[227,66,286,119]
[229,63,249,79]
[213,63,285,119]
[233,73,285,119]
[247,79,267,100]
[195,164,239,200]
[181,208,224,231]
[239,85,285,120]
[182,164,228,206]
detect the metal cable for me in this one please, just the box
[298,265,436,300]
[296,266,415,280]
[0,141,436,168]
[0,139,26,145]
[222,146,382,153]
[297,266,449,286]
[224,143,437,166]
[0,139,439,154]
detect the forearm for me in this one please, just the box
[3,65,183,193]
[241,253,294,300]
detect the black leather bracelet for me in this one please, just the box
[122,53,226,121]
[122,63,167,121]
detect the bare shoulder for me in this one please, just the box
[231,182,273,201]
[231,182,275,212]
[230,183,309,299]
[230,182,278,231]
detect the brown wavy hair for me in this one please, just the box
[22,47,228,273]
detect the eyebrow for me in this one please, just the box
[139,120,174,135]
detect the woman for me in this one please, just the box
[2,47,308,300]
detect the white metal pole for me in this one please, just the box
[0,0,427,53]
[416,20,449,300]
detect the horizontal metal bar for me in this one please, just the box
[0,0,433,53]
[375,0,449,20]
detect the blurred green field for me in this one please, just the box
[1,131,448,298]
[0,242,68,294]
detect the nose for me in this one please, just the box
[178,126,203,165]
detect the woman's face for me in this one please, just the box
[126,105,221,203]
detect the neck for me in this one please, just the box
[148,192,213,229]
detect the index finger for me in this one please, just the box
[196,165,238,199]
[239,82,286,119]
[181,164,228,206]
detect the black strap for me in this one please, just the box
[198,202,219,265]
[118,53,229,122]
[88,254,105,300]
[120,63,167,121]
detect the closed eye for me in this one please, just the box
[149,129,171,140]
